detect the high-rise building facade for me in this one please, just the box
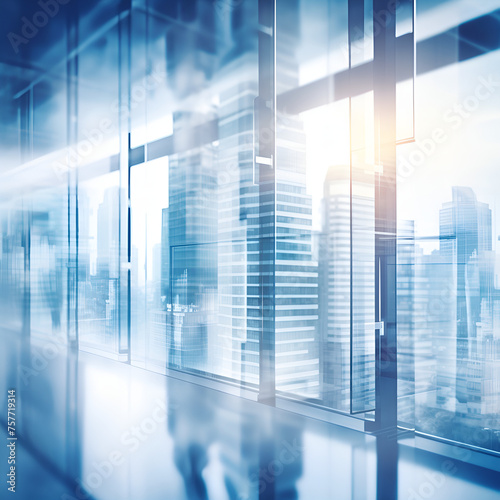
[440,187,493,404]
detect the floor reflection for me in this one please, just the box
[167,377,304,500]
[1,331,500,500]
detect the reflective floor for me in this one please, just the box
[1,330,499,500]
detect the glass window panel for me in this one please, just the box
[0,63,37,171]
[276,97,356,411]
[397,0,500,451]
[33,73,67,160]
[396,79,415,142]
[396,0,414,38]
[29,188,68,338]
[0,205,26,330]
[76,24,120,164]
[276,0,349,89]
[129,0,261,386]
[130,157,169,370]
[350,0,374,68]
[351,92,376,414]
[78,170,122,355]
[130,11,172,148]
[276,0,376,415]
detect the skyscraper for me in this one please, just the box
[216,58,261,384]
[214,5,320,394]
[161,207,169,300]
[439,186,492,403]
[274,123,320,399]
[397,220,416,424]
[165,111,218,371]
[273,3,319,399]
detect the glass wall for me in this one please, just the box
[128,1,262,386]
[1,0,500,457]
[397,0,500,451]
[275,0,376,414]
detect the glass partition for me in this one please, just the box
[2,0,500,457]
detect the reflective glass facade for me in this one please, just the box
[2,0,500,466]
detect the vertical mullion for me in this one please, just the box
[348,0,365,416]
[411,0,416,139]
[372,1,398,499]
[18,92,31,345]
[373,0,398,432]
[66,6,79,348]
[118,2,132,359]
[64,4,81,480]
[257,0,276,405]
